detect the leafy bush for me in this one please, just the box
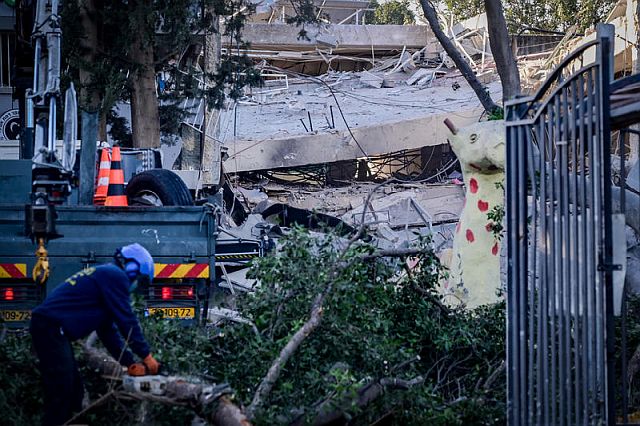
[1,228,507,425]
[368,0,415,25]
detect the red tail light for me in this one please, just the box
[4,288,14,301]
[161,287,172,300]
[187,287,193,297]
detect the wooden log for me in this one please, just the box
[79,337,251,426]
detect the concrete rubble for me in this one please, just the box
[219,70,501,173]
[193,4,616,305]
[220,180,464,267]
[205,11,507,300]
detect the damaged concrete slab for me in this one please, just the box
[341,184,464,228]
[222,73,501,172]
[224,23,439,54]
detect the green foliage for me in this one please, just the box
[0,331,43,425]
[158,99,190,135]
[0,229,507,425]
[485,180,505,241]
[370,0,415,25]
[364,0,416,25]
[60,0,262,135]
[615,294,640,415]
[285,0,321,40]
[488,107,504,121]
[208,228,507,424]
[106,108,133,147]
[486,204,505,241]
[441,0,616,33]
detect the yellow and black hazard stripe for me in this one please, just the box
[154,263,209,279]
[215,253,258,261]
[154,255,260,280]
[0,264,28,279]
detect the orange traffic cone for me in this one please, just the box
[104,146,128,206]
[93,148,111,205]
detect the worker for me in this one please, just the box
[29,243,160,426]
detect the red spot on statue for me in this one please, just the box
[485,223,493,232]
[477,199,489,212]
[492,242,499,256]
[469,178,479,194]
[466,229,475,243]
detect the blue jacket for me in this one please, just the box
[32,264,150,367]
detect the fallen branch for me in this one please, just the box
[247,303,324,418]
[297,376,425,426]
[63,390,115,425]
[82,337,124,379]
[80,338,250,426]
[247,179,433,418]
[402,264,450,316]
[483,361,505,391]
[361,247,423,260]
[628,343,640,388]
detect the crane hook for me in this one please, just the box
[32,238,50,285]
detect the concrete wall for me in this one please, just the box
[223,23,439,53]
[223,106,485,173]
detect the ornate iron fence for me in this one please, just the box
[505,24,616,425]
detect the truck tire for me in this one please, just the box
[126,169,194,206]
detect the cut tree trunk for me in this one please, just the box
[81,337,250,426]
[418,0,499,114]
[129,0,160,149]
[484,0,521,100]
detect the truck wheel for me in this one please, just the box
[126,169,194,206]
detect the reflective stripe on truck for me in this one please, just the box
[0,264,28,279]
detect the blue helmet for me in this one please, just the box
[117,243,154,284]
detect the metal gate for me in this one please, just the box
[505,24,616,425]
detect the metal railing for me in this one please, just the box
[505,24,615,425]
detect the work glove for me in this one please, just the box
[127,363,147,376]
[143,354,160,375]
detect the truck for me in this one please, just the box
[0,0,265,328]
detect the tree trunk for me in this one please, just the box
[418,0,499,114]
[129,0,160,148]
[98,110,108,142]
[77,0,100,205]
[77,0,100,112]
[484,0,521,101]
[201,12,223,187]
[81,337,251,426]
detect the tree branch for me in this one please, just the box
[248,178,402,417]
[80,340,250,426]
[361,247,423,260]
[247,304,324,418]
[418,0,499,114]
[484,0,521,100]
[249,175,449,418]
[308,376,425,426]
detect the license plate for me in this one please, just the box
[146,307,195,319]
[1,310,32,322]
